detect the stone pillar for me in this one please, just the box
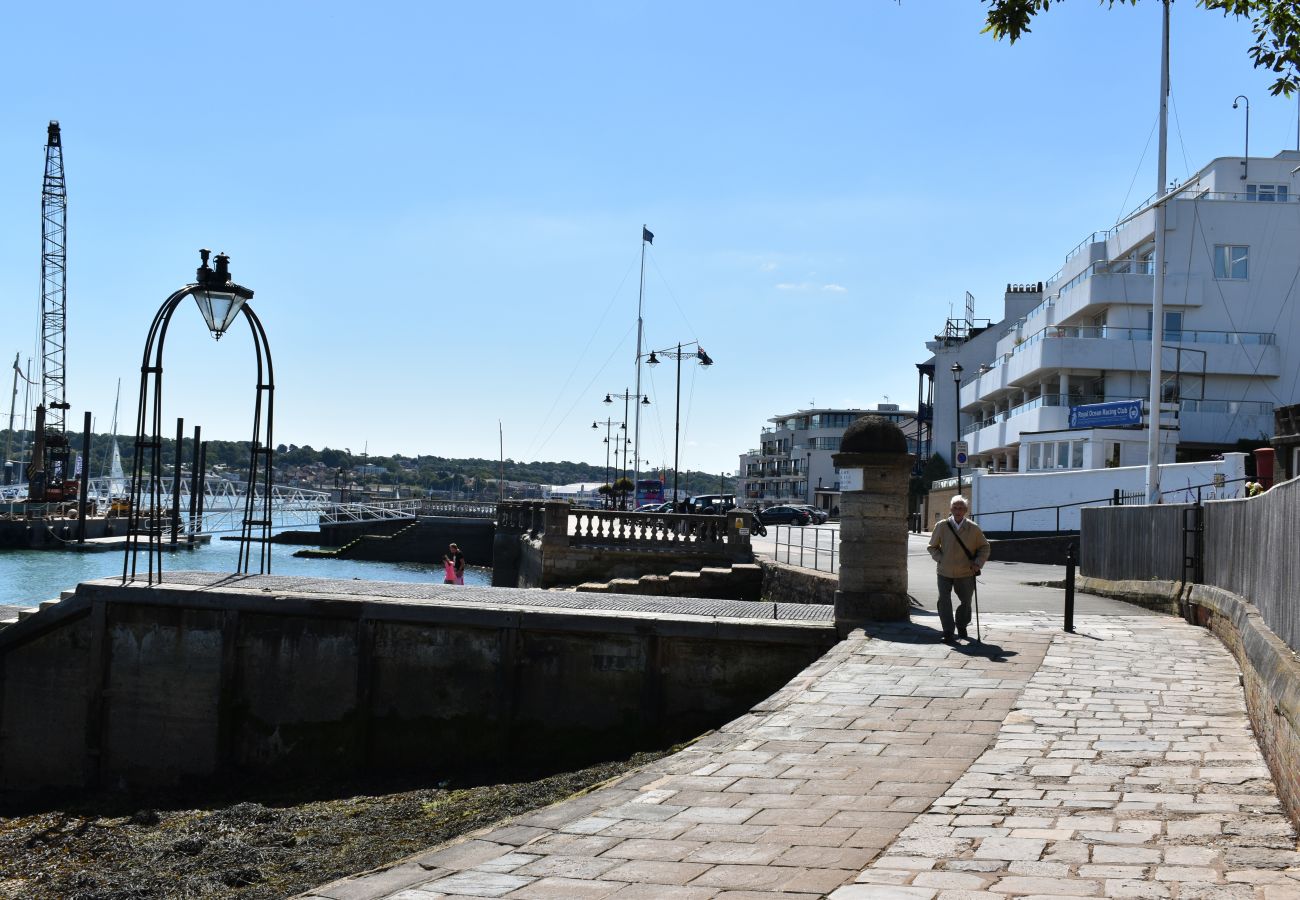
[832,416,912,634]
[726,511,753,562]
[542,500,571,547]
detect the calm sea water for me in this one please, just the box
[0,528,489,609]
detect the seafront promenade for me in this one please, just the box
[300,537,1300,899]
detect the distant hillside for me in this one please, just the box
[0,430,735,494]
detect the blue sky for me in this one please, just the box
[1,1,1297,477]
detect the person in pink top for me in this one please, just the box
[442,542,466,585]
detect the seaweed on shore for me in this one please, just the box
[0,748,674,900]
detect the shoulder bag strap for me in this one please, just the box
[946,519,977,560]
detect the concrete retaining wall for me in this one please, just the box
[0,577,835,791]
[757,560,837,606]
[316,518,495,566]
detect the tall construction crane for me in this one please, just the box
[31,120,71,501]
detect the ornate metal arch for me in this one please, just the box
[123,286,274,583]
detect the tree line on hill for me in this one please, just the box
[0,429,734,495]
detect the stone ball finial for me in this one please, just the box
[839,415,908,454]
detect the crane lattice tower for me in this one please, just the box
[40,120,68,435]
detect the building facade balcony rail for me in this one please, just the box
[962,325,1277,389]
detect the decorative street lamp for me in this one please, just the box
[646,342,713,506]
[124,249,275,583]
[951,362,964,490]
[592,417,623,509]
[604,389,649,508]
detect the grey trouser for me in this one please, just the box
[936,574,975,635]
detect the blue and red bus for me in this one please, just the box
[635,478,665,505]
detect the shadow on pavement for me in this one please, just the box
[859,620,1020,663]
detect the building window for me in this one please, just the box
[1214,245,1248,280]
[1146,310,1183,341]
[1246,184,1288,202]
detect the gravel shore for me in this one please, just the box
[0,748,673,899]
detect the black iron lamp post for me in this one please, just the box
[604,389,649,508]
[592,417,622,509]
[951,362,963,490]
[124,249,274,583]
[645,342,713,506]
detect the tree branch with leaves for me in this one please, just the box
[982,0,1300,95]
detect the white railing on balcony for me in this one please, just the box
[961,325,1276,388]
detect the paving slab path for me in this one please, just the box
[831,616,1300,900]
[300,570,1299,899]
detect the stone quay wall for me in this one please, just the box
[0,577,834,792]
[1192,584,1300,826]
[309,518,495,565]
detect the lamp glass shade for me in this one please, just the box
[194,290,247,339]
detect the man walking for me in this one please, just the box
[927,495,990,644]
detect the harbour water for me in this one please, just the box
[0,527,489,611]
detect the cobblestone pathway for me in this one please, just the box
[302,615,1299,899]
[831,617,1300,899]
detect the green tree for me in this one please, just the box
[910,452,953,501]
[982,1,1300,95]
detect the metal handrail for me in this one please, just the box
[971,476,1253,532]
[772,523,838,574]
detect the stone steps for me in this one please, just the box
[577,562,762,601]
[1,589,77,632]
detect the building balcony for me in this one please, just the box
[1178,399,1274,444]
[961,326,1279,408]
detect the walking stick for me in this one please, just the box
[973,575,982,642]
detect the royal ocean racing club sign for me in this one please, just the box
[1068,399,1143,429]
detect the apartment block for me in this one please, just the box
[920,150,1299,476]
[737,404,919,512]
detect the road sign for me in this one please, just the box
[1069,399,1143,429]
[953,441,969,467]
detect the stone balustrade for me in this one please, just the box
[569,509,731,551]
[494,501,752,587]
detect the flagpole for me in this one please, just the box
[634,225,649,494]
[1145,0,1170,504]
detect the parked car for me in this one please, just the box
[687,493,737,514]
[793,504,830,524]
[756,505,812,526]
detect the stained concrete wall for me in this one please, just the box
[0,577,835,791]
[321,518,495,566]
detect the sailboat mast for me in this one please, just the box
[102,377,120,480]
[4,354,17,486]
[1145,0,1171,504]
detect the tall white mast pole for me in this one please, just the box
[633,226,648,492]
[1145,0,1171,504]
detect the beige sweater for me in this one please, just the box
[928,517,991,578]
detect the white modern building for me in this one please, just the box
[921,150,1298,481]
[737,404,919,513]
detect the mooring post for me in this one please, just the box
[77,410,92,543]
[1064,541,1076,633]
[171,417,183,546]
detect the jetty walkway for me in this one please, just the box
[294,538,1299,898]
